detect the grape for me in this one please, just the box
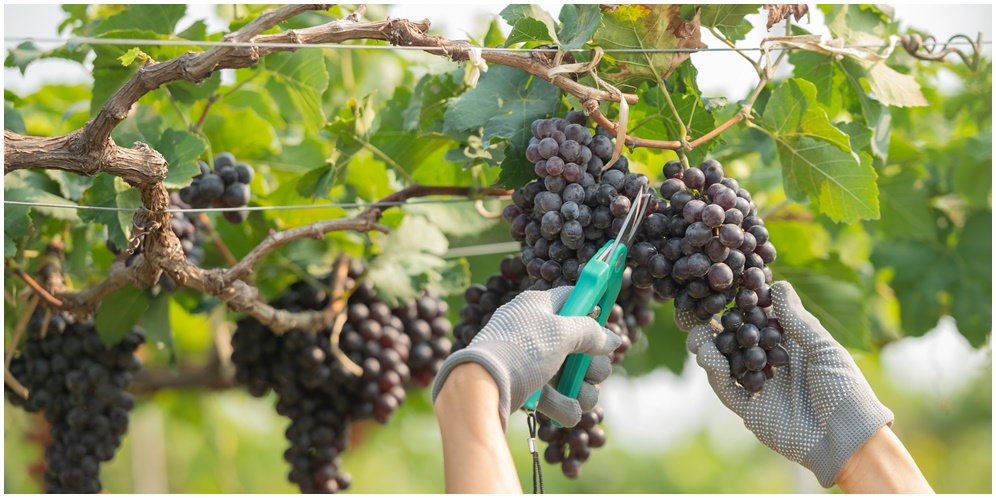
[755,242,777,264]
[214,152,236,169]
[701,204,725,228]
[685,221,712,247]
[721,308,744,331]
[682,168,705,190]
[699,159,724,186]
[670,190,693,211]
[724,208,744,226]
[538,138,559,158]
[591,135,613,159]
[663,160,683,179]
[741,370,766,392]
[199,174,225,199]
[536,119,557,138]
[736,324,760,348]
[718,224,744,248]
[595,184,618,206]
[744,346,767,371]
[755,284,772,308]
[609,196,631,217]
[560,140,583,163]
[541,211,564,239]
[221,182,250,207]
[563,163,584,183]
[758,326,780,350]
[647,254,671,278]
[660,178,686,199]
[743,267,765,290]
[767,345,789,367]
[716,331,739,354]
[706,263,734,291]
[729,351,748,377]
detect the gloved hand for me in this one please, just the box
[678,281,894,488]
[432,286,621,431]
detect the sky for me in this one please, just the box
[3,4,993,482]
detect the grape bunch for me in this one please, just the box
[714,312,789,392]
[605,269,656,363]
[505,111,658,292]
[391,292,453,388]
[537,406,606,479]
[4,309,143,493]
[167,192,207,268]
[451,255,532,354]
[179,152,254,224]
[230,259,454,493]
[644,158,783,392]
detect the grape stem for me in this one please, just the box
[9,264,63,308]
[4,295,37,400]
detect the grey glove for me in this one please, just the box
[678,281,894,488]
[432,286,621,431]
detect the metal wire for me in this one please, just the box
[5,36,987,53]
[3,196,510,214]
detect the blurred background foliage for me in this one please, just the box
[4,3,992,494]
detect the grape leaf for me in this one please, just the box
[95,285,150,346]
[4,100,25,134]
[952,134,992,208]
[696,4,760,42]
[557,4,602,51]
[634,83,718,166]
[500,4,558,46]
[370,86,452,177]
[593,5,706,91]
[763,79,879,223]
[79,175,142,250]
[443,65,558,189]
[142,293,175,361]
[765,220,830,266]
[166,72,221,104]
[788,48,845,118]
[505,17,555,46]
[158,128,207,188]
[260,50,330,132]
[871,241,951,337]
[92,4,186,36]
[4,171,80,222]
[4,235,16,259]
[774,265,870,350]
[874,166,937,241]
[824,5,928,108]
[203,107,278,160]
[366,215,455,307]
[403,70,466,133]
[4,41,88,74]
[952,211,992,345]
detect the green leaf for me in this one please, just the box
[432,258,472,298]
[875,166,937,241]
[635,82,718,165]
[405,70,466,133]
[4,100,25,134]
[366,215,452,307]
[505,17,555,46]
[4,200,32,239]
[370,86,452,177]
[166,72,221,104]
[952,134,992,208]
[158,128,207,188]
[202,107,278,159]
[117,47,146,67]
[4,171,80,222]
[775,136,878,223]
[788,49,845,118]
[79,175,142,249]
[444,66,558,189]
[404,200,501,238]
[774,265,871,350]
[95,285,150,346]
[142,292,176,359]
[92,4,186,36]
[593,5,706,90]
[266,136,330,173]
[696,4,760,42]
[763,79,851,152]
[5,235,16,258]
[500,4,559,46]
[556,4,602,51]
[483,18,507,47]
[871,241,950,337]
[260,50,330,132]
[494,142,540,190]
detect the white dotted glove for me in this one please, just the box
[432,286,621,431]
[677,281,894,488]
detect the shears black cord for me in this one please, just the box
[527,411,544,494]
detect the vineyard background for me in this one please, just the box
[4,3,993,494]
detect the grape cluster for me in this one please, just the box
[537,406,606,479]
[231,259,453,493]
[715,313,789,392]
[4,309,143,493]
[605,269,655,363]
[506,111,657,292]
[452,255,611,479]
[391,292,453,388]
[179,152,254,224]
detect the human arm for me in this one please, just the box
[836,425,933,493]
[434,363,522,493]
[680,281,932,491]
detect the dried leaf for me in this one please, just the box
[763,4,809,30]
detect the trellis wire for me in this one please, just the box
[5,36,987,53]
[3,196,510,214]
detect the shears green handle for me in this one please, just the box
[522,241,627,423]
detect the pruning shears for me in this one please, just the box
[523,185,652,425]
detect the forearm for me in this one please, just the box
[836,425,933,493]
[434,363,522,494]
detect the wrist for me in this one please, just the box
[836,426,933,493]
